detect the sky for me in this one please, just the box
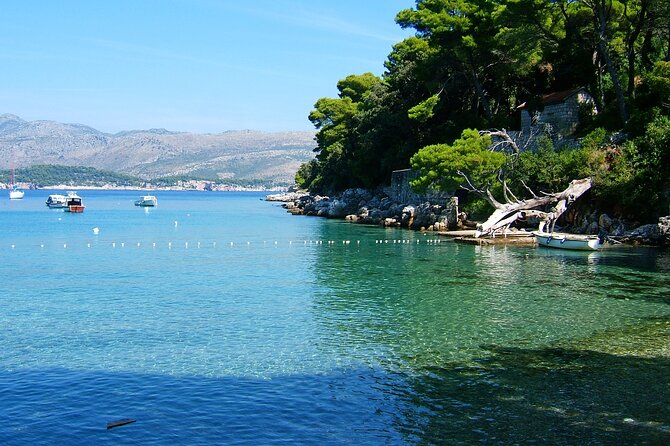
[0,0,415,134]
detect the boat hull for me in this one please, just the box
[66,205,85,213]
[9,190,24,199]
[533,232,603,251]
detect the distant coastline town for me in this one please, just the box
[0,164,290,192]
[1,180,286,192]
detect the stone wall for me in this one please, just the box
[385,169,452,205]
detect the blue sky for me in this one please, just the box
[0,0,415,133]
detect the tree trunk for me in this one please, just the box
[625,0,649,98]
[474,178,593,237]
[470,68,492,119]
[591,0,629,123]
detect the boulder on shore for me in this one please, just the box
[619,216,670,246]
[273,187,458,230]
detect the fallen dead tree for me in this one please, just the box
[463,176,593,238]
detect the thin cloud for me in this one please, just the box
[213,1,406,43]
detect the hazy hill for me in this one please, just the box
[0,114,316,185]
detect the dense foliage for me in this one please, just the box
[1,165,142,187]
[299,0,670,220]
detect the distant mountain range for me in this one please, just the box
[0,114,316,186]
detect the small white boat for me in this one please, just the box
[46,194,67,208]
[134,195,157,207]
[63,191,85,213]
[533,231,603,251]
[9,185,24,200]
[8,163,24,199]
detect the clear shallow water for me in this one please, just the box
[1,190,669,444]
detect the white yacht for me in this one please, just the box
[46,194,67,208]
[134,195,158,207]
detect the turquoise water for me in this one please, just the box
[1,190,669,445]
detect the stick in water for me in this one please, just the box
[107,418,136,430]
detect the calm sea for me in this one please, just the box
[1,190,669,445]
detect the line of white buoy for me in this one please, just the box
[6,239,448,249]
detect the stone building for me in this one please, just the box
[518,87,596,137]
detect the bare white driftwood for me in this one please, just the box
[472,178,592,238]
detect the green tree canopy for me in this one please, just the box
[296,0,670,218]
[410,129,505,192]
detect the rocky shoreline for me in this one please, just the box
[267,188,670,247]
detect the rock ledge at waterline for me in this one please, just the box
[267,189,670,246]
[268,188,458,232]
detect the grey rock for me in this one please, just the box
[598,213,613,231]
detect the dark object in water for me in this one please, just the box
[106,418,136,430]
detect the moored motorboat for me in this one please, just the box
[533,231,603,251]
[134,195,157,207]
[63,191,85,213]
[46,194,67,208]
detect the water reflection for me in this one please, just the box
[311,223,669,367]
[309,222,670,443]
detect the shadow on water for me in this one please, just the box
[0,367,411,446]
[5,333,669,446]
[405,335,670,445]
